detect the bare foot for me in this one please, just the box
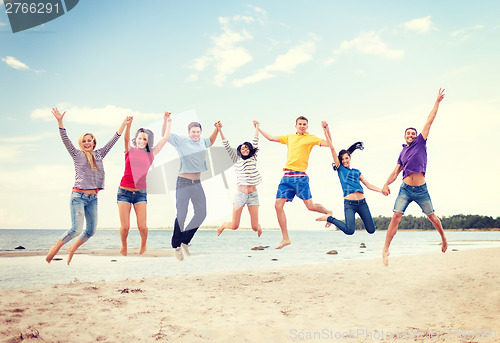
[382,249,390,267]
[66,246,75,265]
[139,245,147,255]
[276,239,291,249]
[441,239,448,253]
[216,225,224,236]
[257,227,262,237]
[46,246,58,263]
[315,215,329,222]
[120,245,127,256]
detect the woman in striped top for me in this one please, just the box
[46,108,129,265]
[217,121,262,237]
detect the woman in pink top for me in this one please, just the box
[117,112,172,256]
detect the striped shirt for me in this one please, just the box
[223,137,262,186]
[59,128,121,190]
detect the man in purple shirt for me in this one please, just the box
[381,89,447,266]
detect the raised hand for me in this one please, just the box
[125,116,133,127]
[52,108,66,121]
[164,111,171,121]
[253,120,259,129]
[436,88,445,103]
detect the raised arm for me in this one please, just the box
[124,116,133,153]
[215,121,226,141]
[382,164,403,195]
[421,88,445,140]
[253,120,260,138]
[209,121,220,146]
[52,108,66,129]
[321,121,340,168]
[153,111,172,156]
[256,122,280,142]
[116,116,129,136]
[360,174,385,195]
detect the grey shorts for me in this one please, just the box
[233,190,259,207]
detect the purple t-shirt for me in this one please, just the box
[397,133,427,179]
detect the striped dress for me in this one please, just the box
[60,128,121,190]
[223,136,262,186]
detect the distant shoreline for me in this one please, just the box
[1,227,499,231]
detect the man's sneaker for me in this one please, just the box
[181,243,191,257]
[174,247,183,261]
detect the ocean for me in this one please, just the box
[1,229,499,289]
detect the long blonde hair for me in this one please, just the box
[78,133,98,170]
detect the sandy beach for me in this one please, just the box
[1,247,499,342]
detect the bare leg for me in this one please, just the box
[118,202,132,256]
[303,199,331,215]
[248,205,262,237]
[427,213,447,253]
[217,205,244,236]
[275,198,290,249]
[66,238,85,265]
[134,203,148,255]
[382,212,403,266]
[46,239,65,263]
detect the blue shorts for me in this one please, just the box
[393,182,434,215]
[233,190,259,207]
[276,172,312,202]
[117,187,147,205]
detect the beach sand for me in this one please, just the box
[1,247,499,342]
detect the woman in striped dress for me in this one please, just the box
[46,108,129,265]
[217,121,262,237]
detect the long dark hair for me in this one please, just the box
[334,141,364,170]
[237,141,258,160]
[132,128,155,153]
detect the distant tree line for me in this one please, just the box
[353,214,500,231]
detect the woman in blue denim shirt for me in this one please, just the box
[316,121,386,235]
[46,108,130,265]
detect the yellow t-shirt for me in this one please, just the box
[279,133,323,172]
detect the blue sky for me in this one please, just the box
[1,1,499,230]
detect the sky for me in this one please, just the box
[1,0,499,230]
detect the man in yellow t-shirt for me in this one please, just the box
[257,116,332,249]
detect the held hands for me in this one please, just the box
[382,185,390,196]
[253,120,259,129]
[436,88,445,103]
[215,121,222,131]
[125,116,133,127]
[164,111,172,121]
[321,121,328,129]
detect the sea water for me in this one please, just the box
[1,229,499,289]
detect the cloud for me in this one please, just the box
[189,15,255,86]
[404,16,434,33]
[451,24,484,41]
[31,105,158,127]
[0,145,21,161]
[0,132,55,143]
[336,31,404,60]
[233,39,317,87]
[2,56,30,70]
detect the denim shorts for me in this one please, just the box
[117,187,147,205]
[233,190,259,207]
[276,172,312,202]
[393,182,434,215]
